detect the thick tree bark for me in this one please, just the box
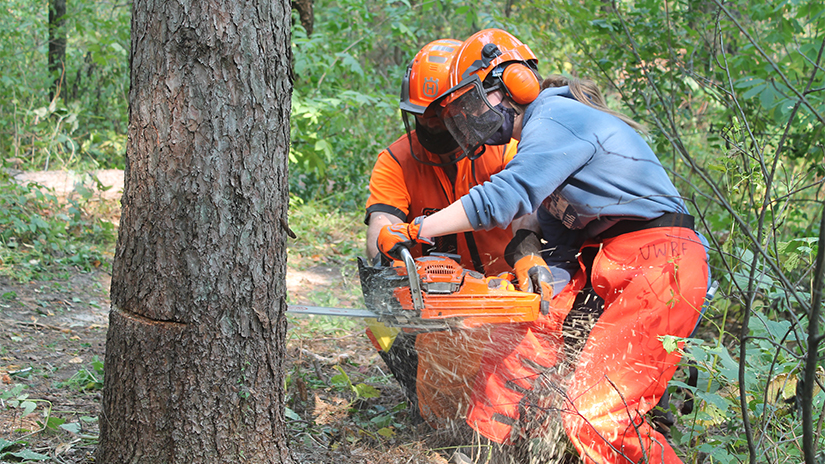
[98,0,293,462]
[48,0,66,102]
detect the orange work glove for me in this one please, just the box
[505,229,554,315]
[376,216,434,261]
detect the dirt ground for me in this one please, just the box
[0,171,457,463]
[0,268,456,463]
[0,170,713,464]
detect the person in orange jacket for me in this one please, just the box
[364,38,519,431]
[376,29,711,463]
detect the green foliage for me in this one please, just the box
[1,384,39,419]
[285,350,407,449]
[0,0,129,171]
[59,356,104,391]
[3,0,825,458]
[0,383,59,443]
[0,176,116,281]
[287,197,366,269]
[284,199,366,334]
[510,0,825,460]
[288,0,533,207]
[0,438,50,462]
[0,382,90,459]
[674,314,825,462]
[331,365,381,400]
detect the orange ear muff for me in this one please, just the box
[502,64,540,105]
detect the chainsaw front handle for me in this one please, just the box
[399,247,425,312]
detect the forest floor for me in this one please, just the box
[0,170,474,464]
[0,170,707,464]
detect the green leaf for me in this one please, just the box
[8,448,50,461]
[60,422,81,434]
[314,139,333,158]
[669,380,697,392]
[330,373,349,388]
[353,383,380,399]
[0,438,15,453]
[45,416,65,430]
[763,319,795,342]
[590,19,614,30]
[759,86,778,109]
[20,400,36,417]
[659,335,679,353]
[377,426,395,437]
[338,53,363,76]
[741,83,767,100]
[708,346,740,383]
[734,77,765,89]
[284,407,301,421]
[32,107,50,119]
[695,390,731,412]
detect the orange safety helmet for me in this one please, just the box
[400,39,463,114]
[420,30,540,159]
[449,29,540,105]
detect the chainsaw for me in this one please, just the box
[287,247,540,330]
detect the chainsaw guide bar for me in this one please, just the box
[288,248,539,329]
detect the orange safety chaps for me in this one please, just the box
[467,226,708,464]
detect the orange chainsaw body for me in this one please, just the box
[391,255,540,328]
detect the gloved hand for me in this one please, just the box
[376,216,434,261]
[505,229,554,315]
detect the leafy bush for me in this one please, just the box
[673,314,825,463]
[0,175,116,280]
[288,0,538,208]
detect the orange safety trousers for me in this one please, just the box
[467,226,709,464]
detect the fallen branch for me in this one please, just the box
[1,318,69,332]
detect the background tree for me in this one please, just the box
[47,0,66,102]
[292,0,313,35]
[97,0,294,461]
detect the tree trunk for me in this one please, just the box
[98,0,294,462]
[291,0,313,35]
[48,0,66,102]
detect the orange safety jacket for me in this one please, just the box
[365,132,518,276]
[365,133,518,429]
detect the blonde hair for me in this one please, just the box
[541,74,646,133]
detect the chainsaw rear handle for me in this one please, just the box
[399,247,425,312]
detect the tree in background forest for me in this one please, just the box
[98,0,294,461]
[47,0,66,102]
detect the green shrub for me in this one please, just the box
[0,175,116,280]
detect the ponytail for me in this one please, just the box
[541,75,647,133]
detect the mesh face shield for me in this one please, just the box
[424,76,505,159]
